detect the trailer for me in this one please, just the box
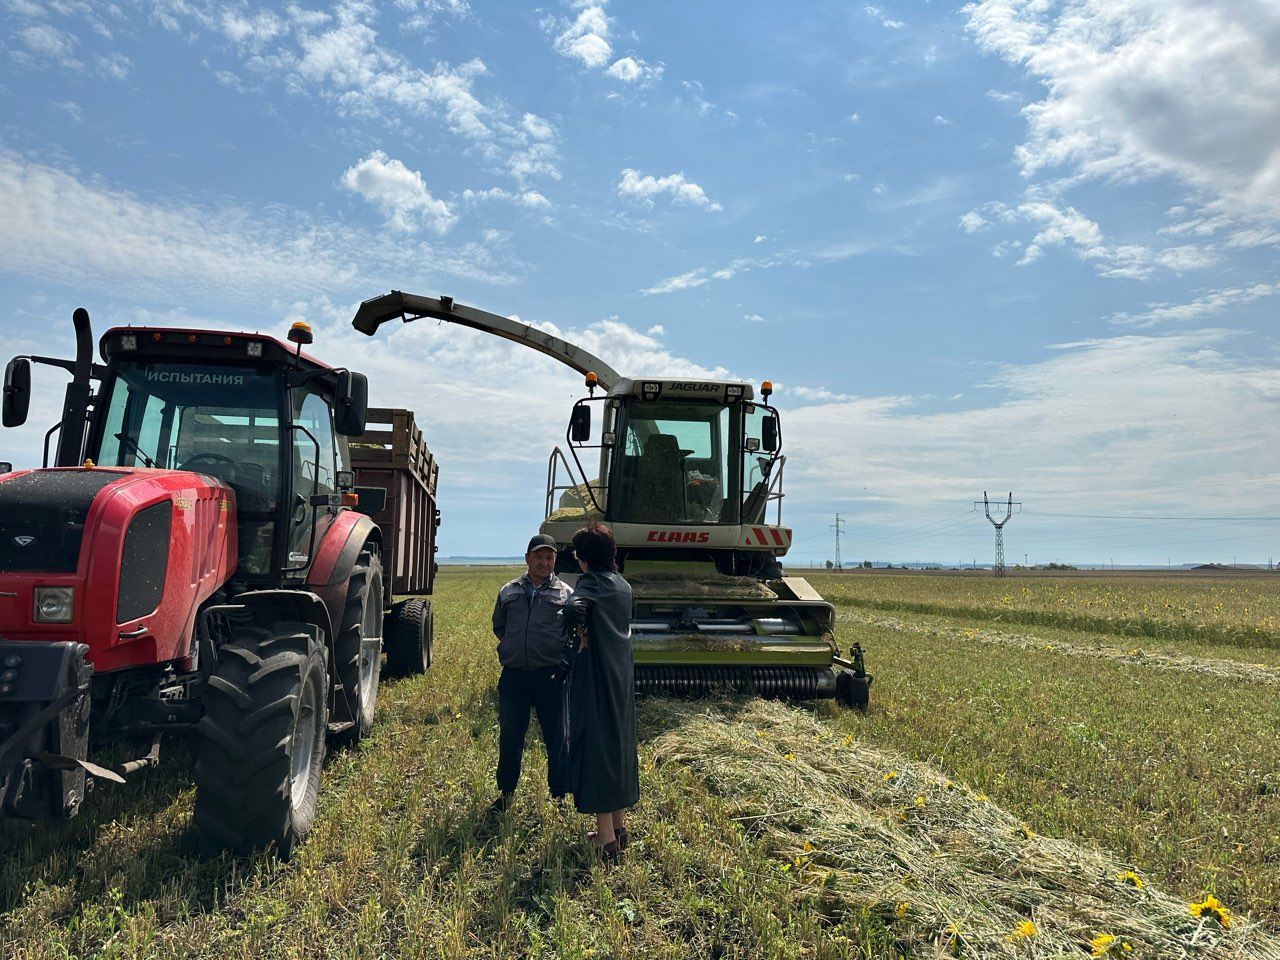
[350,407,440,674]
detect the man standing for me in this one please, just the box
[491,533,572,810]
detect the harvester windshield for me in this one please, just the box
[611,399,748,525]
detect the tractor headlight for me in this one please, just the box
[34,587,74,623]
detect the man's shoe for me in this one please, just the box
[488,792,515,815]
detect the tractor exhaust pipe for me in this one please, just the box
[54,308,94,468]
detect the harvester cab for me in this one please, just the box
[0,307,436,854]
[352,291,870,709]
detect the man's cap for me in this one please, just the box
[527,533,558,554]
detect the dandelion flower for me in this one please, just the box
[842,734,853,747]
[754,729,766,738]
[783,752,794,760]
[802,840,815,852]
[1189,894,1231,928]
[1007,920,1036,941]
[976,792,989,802]
[883,770,898,782]
[914,795,926,808]
[1018,823,1035,839]
[1044,643,1053,652]
[1117,870,1143,889]
[1091,933,1116,956]
[895,901,909,919]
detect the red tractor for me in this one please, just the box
[0,308,434,855]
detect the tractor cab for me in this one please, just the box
[4,320,369,583]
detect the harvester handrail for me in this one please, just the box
[767,455,787,526]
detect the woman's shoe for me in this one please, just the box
[597,839,621,863]
[616,828,629,851]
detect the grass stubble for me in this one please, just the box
[0,567,1277,957]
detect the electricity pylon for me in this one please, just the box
[974,492,1021,577]
[831,513,846,571]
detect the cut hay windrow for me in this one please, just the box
[840,610,1280,686]
[649,699,1279,959]
[628,572,777,601]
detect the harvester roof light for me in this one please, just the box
[246,341,264,358]
[641,381,661,400]
[119,334,137,351]
[761,380,773,400]
[151,332,164,343]
[288,320,314,345]
[745,437,760,452]
[186,334,199,344]
[223,336,233,346]
[586,370,598,396]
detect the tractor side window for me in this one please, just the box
[291,388,337,497]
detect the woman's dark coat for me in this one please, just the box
[564,569,639,814]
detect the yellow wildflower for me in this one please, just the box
[1044,643,1053,652]
[976,792,989,802]
[914,795,926,808]
[1117,870,1143,889]
[883,770,898,782]
[1008,920,1036,941]
[1018,823,1035,839]
[1090,933,1132,956]
[1189,894,1231,928]
[754,729,765,738]
[783,752,795,760]
[894,901,909,920]
[802,840,815,852]
[842,733,853,747]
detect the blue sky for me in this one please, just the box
[2,0,1279,565]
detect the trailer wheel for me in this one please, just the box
[193,621,328,856]
[836,671,870,711]
[332,548,384,744]
[385,597,432,676]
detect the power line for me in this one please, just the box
[977,492,1020,578]
[830,513,846,571]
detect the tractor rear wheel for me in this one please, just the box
[385,597,433,676]
[333,548,384,744]
[193,621,328,856]
[836,671,870,711]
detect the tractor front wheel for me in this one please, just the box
[384,597,433,676]
[193,621,328,856]
[333,548,384,744]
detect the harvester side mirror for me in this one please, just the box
[762,415,778,453]
[0,462,11,474]
[2,358,31,428]
[334,370,369,436]
[570,404,591,443]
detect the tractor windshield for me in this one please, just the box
[94,360,284,575]
[610,400,741,525]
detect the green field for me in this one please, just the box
[2,568,1279,958]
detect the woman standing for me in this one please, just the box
[563,521,638,860]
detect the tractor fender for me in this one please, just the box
[308,512,382,588]
[235,590,334,653]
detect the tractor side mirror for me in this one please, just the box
[762,415,779,453]
[334,370,369,436]
[569,404,591,443]
[0,462,11,474]
[3,357,31,428]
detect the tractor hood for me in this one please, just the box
[0,469,132,574]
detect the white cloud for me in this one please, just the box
[462,186,551,209]
[745,313,765,323]
[340,151,457,234]
[865,5,904,29]
[985,89,1019,103]
[783,331,1280,532]
[848,112,862,123]
[20,23,79,61]
[520,112,555,141]
[1109,282,1279,328]
[220,9,285,47]
[641,258,756,296]
[965,0,1280,227]
[553,4,612,68]
[606,55,661,84]
[933,114,951,125]
[0,151,514,309]
[753,234,767,243]
[1156,244,1219,271]
[617,168,722,212]
[959,210,987,233]
[95,52,132,80]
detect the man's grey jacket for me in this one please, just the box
[492,573,573,670]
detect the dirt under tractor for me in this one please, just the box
[0,308,437,854]
[353,291,869,709]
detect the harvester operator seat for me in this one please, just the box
[635,434,688,522]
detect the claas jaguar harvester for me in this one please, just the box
[0,308,437,854]
[353,291,869,709]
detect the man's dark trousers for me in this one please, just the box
[497,666,568,797]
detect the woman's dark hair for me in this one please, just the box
[572,521,617,571]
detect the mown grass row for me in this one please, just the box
[828,605,1280,923]
[815,573,1280,648]
[0,569,897,960]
